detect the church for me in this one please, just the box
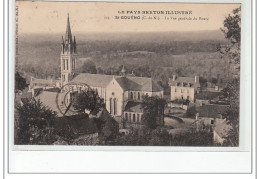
[57,14,164,125]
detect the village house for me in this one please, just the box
[29,77,60,93]
[195,90,221,106]
[168,75,200,103]
[195,104,231,145]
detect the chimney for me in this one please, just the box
[172,75,176,81]
[195,76,199,83]
[196,113,199,121]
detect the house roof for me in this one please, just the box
[124,101,143,113]
[169,76,200,88]
[71,73,163,92]
[196,91,221,100]
[71,73,115,88]
[198,104,229,118]
[214,118,232,139]
[34,91,63,116]
[30,78,57,88]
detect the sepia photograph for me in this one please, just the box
[14,1,241,147]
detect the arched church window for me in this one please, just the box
[109,98,113,114]
[129,113,131,122]
[114,98,117,115]
[130,92,133,99]
[138,92,140,100]
[137,114,140,123]
[66,59,69,70]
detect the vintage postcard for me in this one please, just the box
[14,1,242,148]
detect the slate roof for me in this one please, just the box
[71,73,163,92]
[35,91,63,116]
[124,101,143,113]
[196,91,221,100]
[214,118,232,138]
[71,73,115,88]
[29,78,57,88]
[198,104,229,118]
[169,76,200,88]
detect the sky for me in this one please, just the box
[16,2,240,34]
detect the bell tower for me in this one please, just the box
[60,13,77,87]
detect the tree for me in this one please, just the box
[142,95,166,129]
[211,77,218,85]
[15,72,28,93]
[219,6,241,77]
[72,89,105,115]
[15,98,57,144]
[112,128,171,146]
[218,6,241,146]
[80,61,97,74]
[186,105,197,118]
[199,76,207,87]
[172,128,213,146]
[221,79,239,146]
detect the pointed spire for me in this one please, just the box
[65,13,72,44]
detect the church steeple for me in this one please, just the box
[61,13,76,54]
[60,14,77,87]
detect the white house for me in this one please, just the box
[169,75,200,102]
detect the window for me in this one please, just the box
[133,114,136,122]
[114,98,117,115]
[66,59,68,70]
[211,120,214,125]
[138,92,140,100]
[112,92,115,95]
[63,59,65,70]
[130,92,133,99]
[129,113,131,122]
[73,59,75,70]
[109,98,113,114]
[137,114,140,123]
[125,113,128,121]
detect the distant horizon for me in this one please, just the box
[19,29,223,35]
